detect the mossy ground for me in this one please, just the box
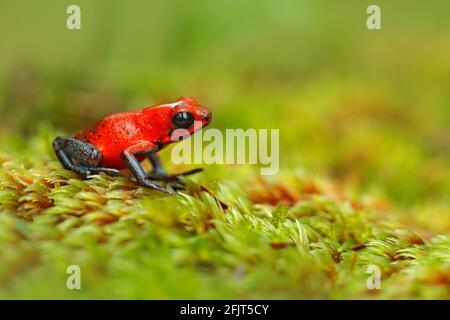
[0,128,448,299]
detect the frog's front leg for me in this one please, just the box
[121,142,175,195]
[148,153,167,176]
[53,136,121,176]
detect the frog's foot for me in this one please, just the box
[147,168,203,191]
[148,168,203,182]
[82,167,121,177]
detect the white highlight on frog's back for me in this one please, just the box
[170,122,280,175]
[161,102,180,108]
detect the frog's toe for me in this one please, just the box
[147,168,203,182]
[167,180,186,191]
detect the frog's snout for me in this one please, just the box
[203,111,211,124]
[195,107,212,126]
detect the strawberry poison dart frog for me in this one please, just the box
[52,97,212,194]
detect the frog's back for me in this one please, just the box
[75,111,145,168]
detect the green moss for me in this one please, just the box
[0,132,448,299]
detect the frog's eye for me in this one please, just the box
[172,111,194,129]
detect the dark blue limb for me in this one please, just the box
[121,147,175,195]
[52,136,120,176]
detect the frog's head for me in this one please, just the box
[171,96,211,131]
[146,96,211,145]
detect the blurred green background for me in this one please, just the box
[0,0,449,299]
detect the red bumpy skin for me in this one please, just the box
[74,97,211,169]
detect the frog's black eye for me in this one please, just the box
[172,111,194,129]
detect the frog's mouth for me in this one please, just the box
[202,111,212,126]
[196,108,212,127]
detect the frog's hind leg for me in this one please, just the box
[52,136,120,176]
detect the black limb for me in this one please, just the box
[121,150,175,195]
[52,136,120,176]
[147,168,203,182]
[148,154,167,175]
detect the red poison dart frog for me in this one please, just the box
[53,97,211,194]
